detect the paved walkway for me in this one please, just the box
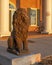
[0,35,52,58]
[28,36,52,58]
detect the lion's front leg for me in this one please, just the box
[7,36,19,55]
[8,36,14,49]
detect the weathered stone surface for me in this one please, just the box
[39,55,52,65]
[0,46,41,65]
[8,8,30,55]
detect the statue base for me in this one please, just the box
[7,48,30,56]
[0,46,41,65]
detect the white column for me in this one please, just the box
[42,0,52,34]
[0,0,10,37]
[45,0,52,34]
[51,0,52,33]
[0,0,1,36]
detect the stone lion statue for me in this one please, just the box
[7,8,30,55]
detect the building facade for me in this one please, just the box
[0,0,52,37]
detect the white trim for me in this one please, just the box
[9,1,16,9]
[9,9,16,11]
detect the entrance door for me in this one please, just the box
[28,8,38,31]
[30,8,37,26]
[28,8,40,31]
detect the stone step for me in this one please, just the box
[0,46,41,65]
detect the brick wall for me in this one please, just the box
[20,0,37,8]
[10,0,16,5]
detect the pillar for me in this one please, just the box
[16,0,20,8]
[0,0,10,37]
[0,0,1,36]
[40,0,42,22]
[42,0,52,34]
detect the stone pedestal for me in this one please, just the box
[0,47,41,65]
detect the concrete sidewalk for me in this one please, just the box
[0,36,52,58]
